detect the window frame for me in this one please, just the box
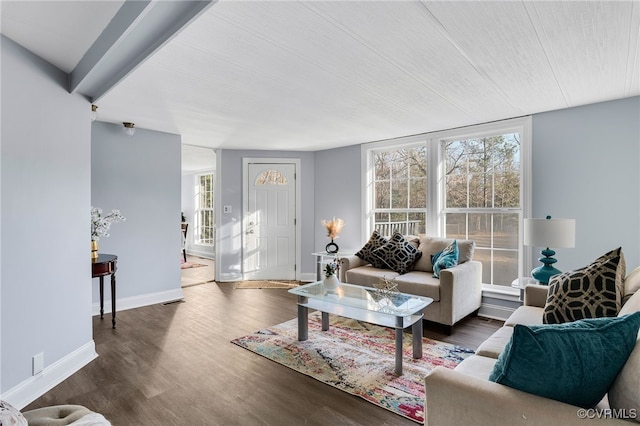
[362,117,532,293]
[195,172,215,246]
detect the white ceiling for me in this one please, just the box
[2,0,639,155]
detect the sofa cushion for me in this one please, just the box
[414,236,475,272]
[344,265,399,288]
[372,232,422,274]
[454,355,497,381]
[504,306,544,327]
[489,312,640,408]
[354,230,388,268]
[623,266,640,305]
[543,251,622,324]
[608,333,640,419]
[432,240,459,278]
[475,326,514,359]
[393,271,441,301]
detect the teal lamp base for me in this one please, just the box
[531,247,562,284]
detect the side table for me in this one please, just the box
[312,251,353,280]
[511,277,539,303]
[92,253,118,328]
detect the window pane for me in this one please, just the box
[445,213,466,239]
[494,249,518,286]
[468,173,492,208]
[445,175,467,208]
[468,213,492,248]
[409,178,426,208]
[375,181,390,209]
[391,179,408,209]
[371,145,426,235]
[494,213,519,250]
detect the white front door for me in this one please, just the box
[243,162,297,280]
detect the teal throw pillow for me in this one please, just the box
[432,240,458,278]
[489,312,640,408]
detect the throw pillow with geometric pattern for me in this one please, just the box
[543,253,621,324]
[371,232,422,275]
[592,247,625,310]
[355,230,388,268]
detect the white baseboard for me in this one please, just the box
[478,302,517,321]
[92,288,184,315]
[2,341,98,409]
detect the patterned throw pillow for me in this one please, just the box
[372,232,422,275]
[432,240,459,278]
[355,230,388,268]
[543,251,622,324]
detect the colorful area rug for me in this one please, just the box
[231,312,474,423]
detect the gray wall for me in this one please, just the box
[531,96,640,272]
[216,150,315,281]
[1,36,93,404]
[314,145,363,253]
[91,122,183,307]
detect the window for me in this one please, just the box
[370,143,427,236]
[442,133,522,286]
[195,173,214,245]
[364,118,531,288]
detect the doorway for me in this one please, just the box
[242,159,300,280]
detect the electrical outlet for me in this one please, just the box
[223,205,232,213]
[32,352,44,375]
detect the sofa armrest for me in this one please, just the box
[425,367,624,426]
[524,284,550,308]
[338,255,367,282]
[438,261,482,325]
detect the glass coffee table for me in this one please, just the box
[289,281,433,375]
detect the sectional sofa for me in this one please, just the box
[425,261,640,425]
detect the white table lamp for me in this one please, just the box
[524,216,575,284]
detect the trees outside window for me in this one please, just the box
[365,117,530,288]
[443,134,521,285]
[371,144,427,236]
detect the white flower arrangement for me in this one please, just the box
[91,207,126,241]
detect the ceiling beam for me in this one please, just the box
[70,0,215,102]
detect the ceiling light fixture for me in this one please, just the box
[91,104,98,121]
[122,122,135,136]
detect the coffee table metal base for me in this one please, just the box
[296,295,423,375]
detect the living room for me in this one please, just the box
[1,1,639,424]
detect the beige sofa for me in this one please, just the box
[339,236,482,331]
[425,266,640,426]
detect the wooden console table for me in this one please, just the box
[91,253,118,328]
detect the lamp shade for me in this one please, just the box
[524,217,575,249]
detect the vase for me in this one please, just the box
[91,240,99,260]
[325,239,339,254]
[323,274,339,292]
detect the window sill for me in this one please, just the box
[481,284,520,302]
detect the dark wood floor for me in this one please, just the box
[25,282,503,425]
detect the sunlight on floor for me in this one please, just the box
[181,255,215,287]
